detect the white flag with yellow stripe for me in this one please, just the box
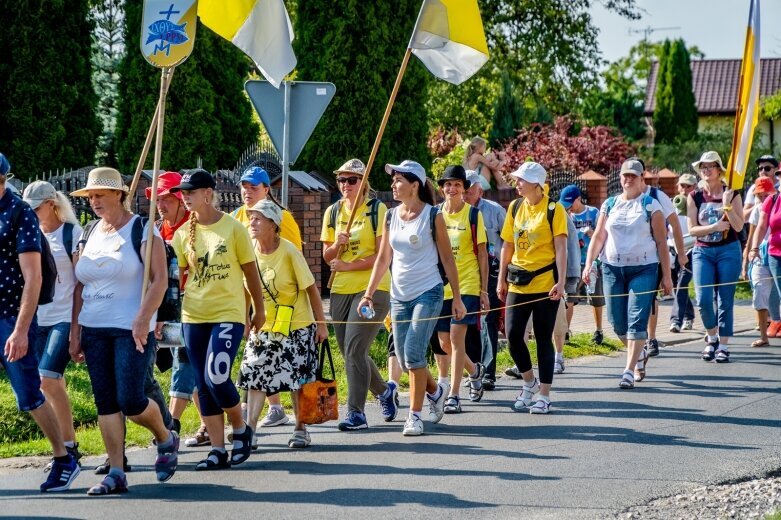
[409,0,489,85]
[198,0,296,88]
[727,0,761,190]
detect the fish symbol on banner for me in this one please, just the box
[146,19,189,50]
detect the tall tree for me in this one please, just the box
[653,39,675,144]
[0,0,99,179]
[294,0,429,190]
[488,72,524,148]
[115,2,259,173]
[92,0,125,167]
[668,39,698,142]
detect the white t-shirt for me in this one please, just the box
[37,222,83,326]
[600,195,663,266]
[749,204,770,243]
[75,215,159,331]
[388,204,441,301]
[646,186,675,219]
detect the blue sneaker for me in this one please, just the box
[41,454,80,492]
[378,381,399,422]
[338,410,368,431]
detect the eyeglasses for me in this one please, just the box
[759,165,776,173]
[337,177,359,185]
[699,164,719,171]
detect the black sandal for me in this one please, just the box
[230,424,254,466]
[195,449,230,471]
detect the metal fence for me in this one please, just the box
[547,170,589,204]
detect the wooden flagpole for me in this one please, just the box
[141,66,173,298]
[327,48,413,288]
[128,67,175,198]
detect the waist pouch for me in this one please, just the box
[507,262,557,286]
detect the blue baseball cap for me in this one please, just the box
[0,153,10,176]
[559,185,581,208]
[239,166,270,186]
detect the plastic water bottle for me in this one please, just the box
[360,305,375,320]
[586,262,599,294]
[166,258,179,301]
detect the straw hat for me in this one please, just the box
[71,167,129,197]
[334,159,366,176]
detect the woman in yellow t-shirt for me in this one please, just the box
[231,165,300,426]
[321,159,397,431]
[170,170,266,470]
[433,165,490,414]
[497,162,567,415]
[238,199,328,449]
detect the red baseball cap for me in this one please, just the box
[145,171,183,200]
[754,176,776,195]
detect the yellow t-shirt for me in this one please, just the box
[232,204,303,251]
[319,198,391,295]
[500,196,568,294]
[256,238,315,332]
[441,203,487,299]
[173,214,255,323]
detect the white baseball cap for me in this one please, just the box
[510,161,547,186]
[385,160,427,184]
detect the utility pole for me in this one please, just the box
[628,26,681,72]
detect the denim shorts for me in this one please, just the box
[390,284,444,370]
[1,316,46,412]
[33,322,71,379]
[435,295,480,331]
[602,262,658,340]
[170,346,196,399]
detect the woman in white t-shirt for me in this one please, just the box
[68,168,177,495]
[359,160,465,437]
[23,181,84,468]
[583,160,672,389]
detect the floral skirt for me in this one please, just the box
[237,324,317,394]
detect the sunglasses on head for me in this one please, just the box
[337,177,359,185]
[759,165,776,173]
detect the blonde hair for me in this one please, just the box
[52,191,79,225]
[463,136,487,166]
[186,211,198,269]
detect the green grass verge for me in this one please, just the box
[765,511,781,520]
[687,280,752,300]
[0,331,621,458]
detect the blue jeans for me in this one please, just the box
[602,263,658,340]
[0,316,45,411]
[692,242,741,337]
[182,322,244,417]
[170,346,196,399]
[670,252,695,326]
[33,322,71,379]
[390,284,444,370]
[81,327,155,416]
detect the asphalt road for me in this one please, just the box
[1,332,779,519]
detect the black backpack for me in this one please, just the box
[10,198,57,306]
[154,218,182,323]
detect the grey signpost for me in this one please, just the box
[245,80,336,206]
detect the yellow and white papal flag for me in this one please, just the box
[409,0,489,85]
[726,0,761,190]
[198,0,296,88]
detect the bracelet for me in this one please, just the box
[362,295,373,302]
[750,248,759,252]
[722,205,733,212]
[480,290,489,294]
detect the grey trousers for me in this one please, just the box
[331,290,390,414]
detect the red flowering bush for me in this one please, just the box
[427,126,464,158]
[501,117,634,174]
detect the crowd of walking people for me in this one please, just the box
[0,143,774,495]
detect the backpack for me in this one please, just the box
[386,205,449,285]
[9,199,57,305]
[509,197,556,233]
[62,222,74,262]
[79,216,147,264]
[327,198,381,234]
[154,219,182,323]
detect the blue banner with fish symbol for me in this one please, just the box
[141,0,197,68]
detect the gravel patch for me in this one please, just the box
[616,470,781,520]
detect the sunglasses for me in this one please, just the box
[759,165,776,173]
[337,177,359,185]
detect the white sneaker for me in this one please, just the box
[514,378,540,411]
[554,359,565,374]
[402,415,424,436]
[260,407,290,427]
[682,319,693,330]
[427,382,449,424]
[529,397,551,414]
